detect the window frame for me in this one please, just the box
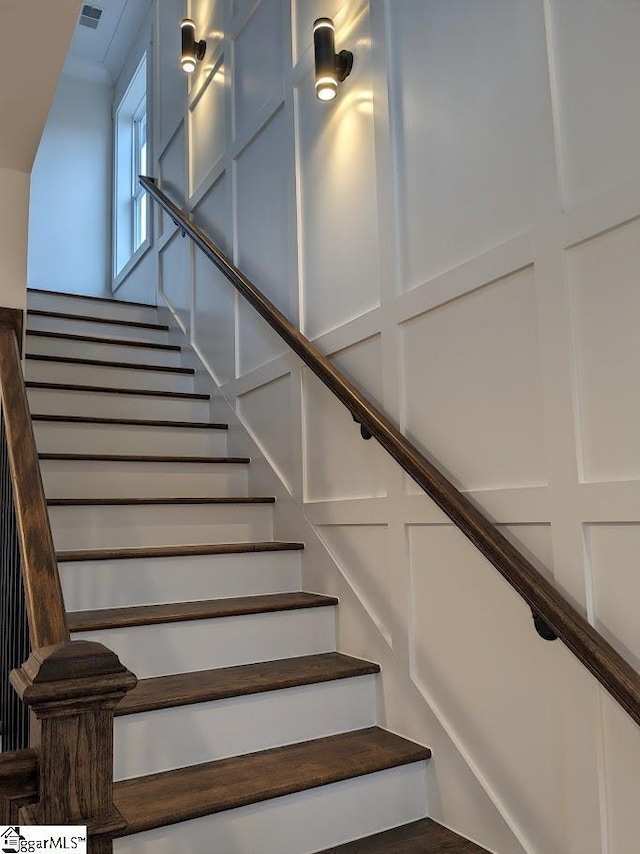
[132,96,148,252]
[112,51,152,290]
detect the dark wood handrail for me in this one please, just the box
[141,175,640,727]
[0,309,69,649]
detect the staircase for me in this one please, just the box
[24,289,488,854]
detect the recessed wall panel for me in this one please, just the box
[190,58,226,194]
[586,524,640,668]
[568,218,640,484]
[316,524,393,643]
[236,108,290,374]
[160,230,190,334]
[392,0,541,287]
[193,174,235,384]
[297,7,380,339]
[159,122,186,236]
[549,0,640,207]
[330,333,384,407]
[601,694,640,854]
[304,336,387,502]
[238,374,294,490]
[234,0,284,140]
[408,523,568,854]
[401,267,546,492]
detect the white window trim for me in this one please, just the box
[132,97,147,252]
[112,50,153,292]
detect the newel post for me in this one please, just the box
[10,641,137,853]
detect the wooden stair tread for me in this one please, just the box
[39,453,250,464]
[26,329,181,351]
[27,287,155,309]
[113,728,430,837]
[315,818,489,853]
[57,541,304,562]
[26,353,194,375]
[26,381,209,400]
[31,414,228,429]
[69,592,338,631]
[28,308,168,331]
[48,496,275,506]
[116,653,380,715]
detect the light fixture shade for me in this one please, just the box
[181,18,206,73]
[313,17,353,101]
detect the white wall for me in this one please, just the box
[0,167,29,310]
[0,0,80,311]
[28,71,113,297]
[149,1,640,852]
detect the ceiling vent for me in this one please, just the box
[78,4,103,29]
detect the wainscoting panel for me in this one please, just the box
[237,372,295,491]
[390,0,541,289]
[233,0,284,140]
[159,228,190,334]
[400,266,546,493]
[236,108,291,375]
[158,121,186,237]
[547,0,640,209]
[193,172,235,384]
[189,57,226,195]
[567,217,640,484]
[296,4,380,339]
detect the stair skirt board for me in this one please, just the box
[25,359,195,393]
[27,387,211,420]
[59,549,303,611]
[27,314,170,342]
[40,458,249,499]
[72,606,337,678]
[33,420,229,456]
[114,675,377,779]
[113,763,428,854]
[27,291,158,323]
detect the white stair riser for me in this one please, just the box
[113,763,428,854]
[74,607,337,678]
[60,551,302,611]
[27,388,210,421]
[26,335,181,367]
[28,293,158,324]
[27,315,168,343]
[114,676,377,780]
[41,460,248,500]
[50,503,273,551]
[33,422,228,457]
[26,361,194,393]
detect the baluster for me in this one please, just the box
[0,405,29,753]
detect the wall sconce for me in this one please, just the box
[181,18,206,73]
[313,18,353,101]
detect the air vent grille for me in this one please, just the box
[79,4,103,29]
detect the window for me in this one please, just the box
[114,54,149,281]
[132,100,147,251]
